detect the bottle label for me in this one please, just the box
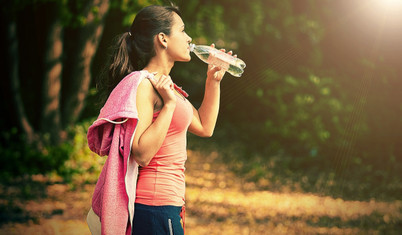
[207,52,230,71]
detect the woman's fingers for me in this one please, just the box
[160,79,172,91]
[149,74,176,104]
[154,74,166,86]
[206,43,238,80]
[210,43,236,58]
[210,42,235,55]
[157,75,175,95]
[149,74,173,91]
[211,65,221,73]
[160,75,174,89]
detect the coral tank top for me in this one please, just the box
[135,90,193,206]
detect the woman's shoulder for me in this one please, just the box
[108,71,153,101]
[115,70,150,91]
[136,76,163,112]
[137,76,159,102]
[137,77,154,93]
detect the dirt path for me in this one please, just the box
[1,149,401,234]
[185,150,401,234]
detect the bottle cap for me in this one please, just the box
[189,43,195,52]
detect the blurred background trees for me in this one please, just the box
[2,0,110,145]
[0,0,401,199]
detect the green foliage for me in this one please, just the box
[0,120,104,184]
[57,119,105,184]
[0,128,72,181]
[115,0,165,27]
[222,69,353,159]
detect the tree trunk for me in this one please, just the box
[62,0,110,127]
[41,16,64,144]
[7,19,37,144]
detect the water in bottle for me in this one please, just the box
[189,43,246,77]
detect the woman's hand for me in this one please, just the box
[206,44,236,82]
[149,74,177,107]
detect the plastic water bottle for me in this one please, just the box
[189,43,246,77]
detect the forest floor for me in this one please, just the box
[0,148,401,235]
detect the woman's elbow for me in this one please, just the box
[199,129,214,138]
[135,157,151,167]
[132,151,152,167]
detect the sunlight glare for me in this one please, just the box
[369,0,402,21]
[376,0,402,9]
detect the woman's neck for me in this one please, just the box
[143,54,174,77]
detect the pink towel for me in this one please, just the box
[87,71,149,235]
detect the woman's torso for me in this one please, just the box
[135,87,193,206]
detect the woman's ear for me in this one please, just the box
[157,32,168,49]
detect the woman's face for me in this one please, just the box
[166,13,192,62]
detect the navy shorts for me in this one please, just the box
[132,203,184,235]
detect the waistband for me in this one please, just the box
[134,203,182,214]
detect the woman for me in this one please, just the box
[87,5,233,235]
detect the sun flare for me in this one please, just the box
[377,0,402,8]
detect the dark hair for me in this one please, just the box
[98,5,181,104]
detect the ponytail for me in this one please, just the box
[108,32,133,91]
[97,32,132,106]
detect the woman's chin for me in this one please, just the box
[179,56,192,62]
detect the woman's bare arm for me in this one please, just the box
[189,46,233,137]
[131,76,176,167]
